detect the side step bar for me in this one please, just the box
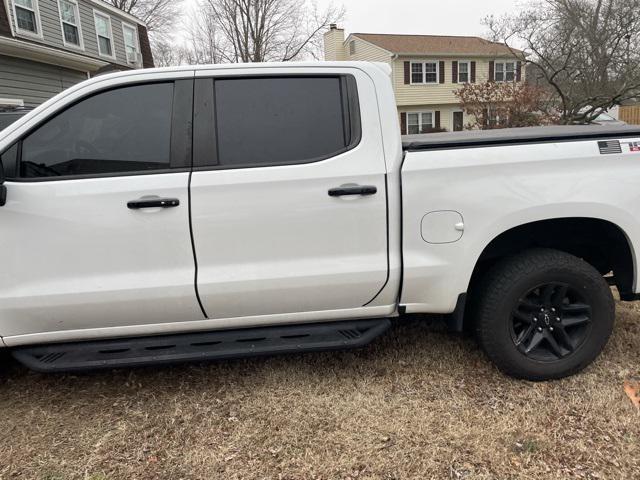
[11,318,392,373]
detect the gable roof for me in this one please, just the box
[351,33,523,57]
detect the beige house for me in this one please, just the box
[324,25,525,133]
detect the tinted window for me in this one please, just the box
[20,83,173,178]
[214,77,353,167]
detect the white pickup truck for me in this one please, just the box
[1,62,639,380]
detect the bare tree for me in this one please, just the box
[194,0,344,63]
[486,0,640,124]
[107,0,184,35]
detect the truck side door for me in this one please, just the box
[190,68,389,320]
[0,80,204,340]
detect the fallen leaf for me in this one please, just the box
[623,381,640,409]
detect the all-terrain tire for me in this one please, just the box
[475,248,615,381]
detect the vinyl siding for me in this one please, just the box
[346,37,391,63]
[5,0,138,68]
[399,104,472,133]
[0,55,87,106]
[393,57,525,107]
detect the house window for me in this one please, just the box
[349,40,356,55]
[13,0,41,35]
[122,22,139,61]
[495,61,516,82]
[410,61,439,84]
[94,11,114,58]
[406,112,434,134]
[59,0,82,47]
[458,61,470,83]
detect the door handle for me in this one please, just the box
[127,197,180,209]
[328,185,377,197]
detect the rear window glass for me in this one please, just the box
[214,77,355,167]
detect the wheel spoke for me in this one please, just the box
[524,330,545,354]
[513,309,532,324]
[515,324,535,346]
[518,298,541,311]
[554,325,576,352]
[562,303,591,314]
[544,330,565,358]
[561,315,590,328]
[551,284,568,307]
[540,284,554,305]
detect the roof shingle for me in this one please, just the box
[352,33,522,57]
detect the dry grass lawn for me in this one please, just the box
[1,300,639,480]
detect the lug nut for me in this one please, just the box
[533,317,538,323]
[540,308,545,312]
[551,308,556,312]
[537,327,543,332]
[550,327,554,332]
[556,317,561,322]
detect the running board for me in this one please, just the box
[11,319,392,373]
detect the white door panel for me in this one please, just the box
[191,163,388,318]
[0,173,203,337]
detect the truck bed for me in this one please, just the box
[402,125,640,151]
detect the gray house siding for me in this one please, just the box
[0,56,87,106]
[6,0,138,68]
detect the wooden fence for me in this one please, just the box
[620,106,640,125]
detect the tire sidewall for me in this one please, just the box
[481,261,614,380]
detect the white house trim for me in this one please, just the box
[10,0,43,40]
[57,0,85,51]
[93,9,116,60]
[0,35,108,71]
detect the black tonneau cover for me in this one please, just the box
[402,125,640,151]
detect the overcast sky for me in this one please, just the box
[182,0,524,38]
[323,0,522,37]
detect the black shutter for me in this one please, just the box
[439,61,445,83]
[452,61,458,84]
[435,111,441,129]
[516,61,522,82]
[400,112,407,134]
[471,61,476,83]
[404,62,410,84]
[489,61,495,82]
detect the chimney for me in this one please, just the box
[323,24,346,61]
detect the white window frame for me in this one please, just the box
[11,0,43,39]
[410,61,439,85]
[121,21,139,61]
[405,111,435,135]
[457,60,471,83]
[495,61,516,82]
[58,0,84,50]
[93,10,115,59]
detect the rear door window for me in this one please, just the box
[194,75,361,168]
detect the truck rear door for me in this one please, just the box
[190,67,389,320]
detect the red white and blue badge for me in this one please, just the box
[629,141,640,152]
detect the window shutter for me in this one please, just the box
[435,111,441,129]
[404,62,410,84]
[439,61,445,83]
[482,108,489,129]
[516,61,522,82]
[489,61,495,82]
[400,112,407,135]
[452,61,458,84]
[471,61,476,83]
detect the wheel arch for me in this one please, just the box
[468,216,636,299]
